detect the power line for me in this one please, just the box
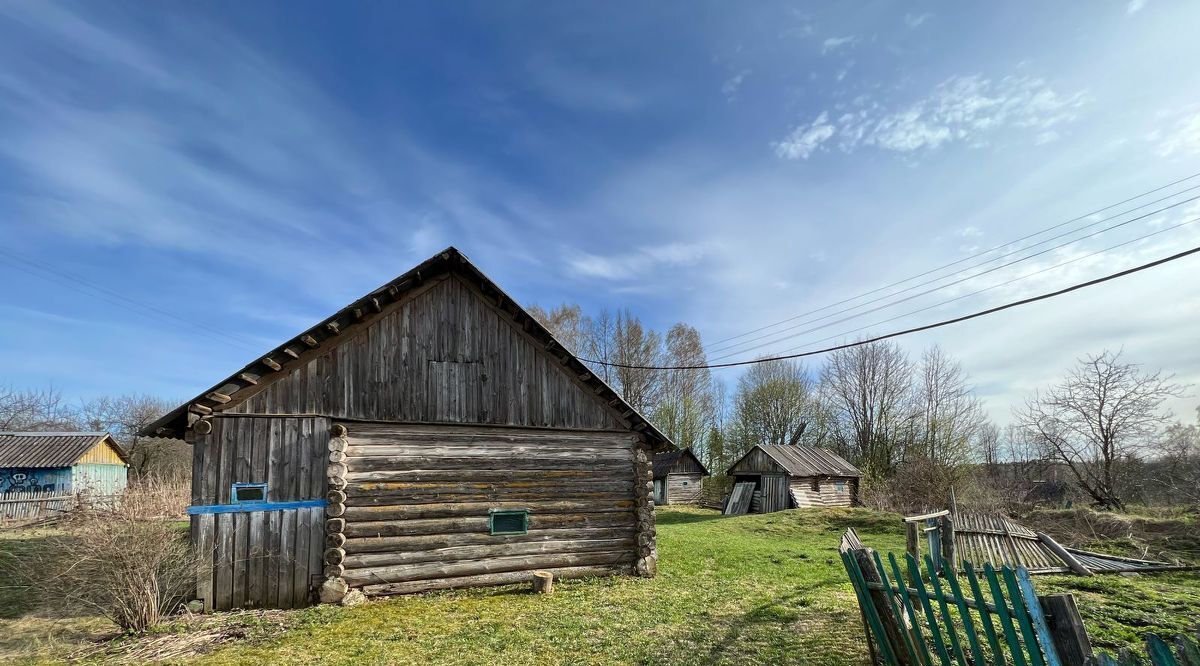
[705,194,1200,359]
[0,248,263,352]
[577,242,1200,371]
[763,215,1200,359]
[706,172,1200,350]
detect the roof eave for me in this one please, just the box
[143,247,675,451]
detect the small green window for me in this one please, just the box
[489,509,529,535]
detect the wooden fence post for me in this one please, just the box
[940,515,957,574]
[906,522,920,561]
[853,546,914,665]
[1040,594,1094,666]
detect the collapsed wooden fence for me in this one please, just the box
[0,490,74,525]
[841,527,1200,666]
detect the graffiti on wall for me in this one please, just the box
[0,468,64,494]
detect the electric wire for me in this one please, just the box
[577,241,1200,371]
[705,172,1200,351]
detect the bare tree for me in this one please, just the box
[527,303,589,355]
[653,324,717,451]
[821,340,916,476]
[1154,408,1200,503]
[1014,350,1187,510]
[611,310,662,415]
[914,345,984,469]
[728,358,814,455]
[0,385,78,431]
[977,421,1002,470]
[77,394,175,479]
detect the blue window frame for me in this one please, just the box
[489,509,529,535]
[232,483,268,503]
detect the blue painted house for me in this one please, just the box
[0,432,129,496]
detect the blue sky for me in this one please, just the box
[2,1,1199,424]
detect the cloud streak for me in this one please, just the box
[775,74,1087,159]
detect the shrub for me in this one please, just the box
[1,477,194,633]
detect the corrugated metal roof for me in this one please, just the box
[0,432,126,468]
[756,445,862,477]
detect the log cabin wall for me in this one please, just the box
[190,415,330,611]
[327,422,641,596]
[665,473,703,504]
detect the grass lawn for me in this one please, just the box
[3,507,1198,664]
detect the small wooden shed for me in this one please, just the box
[726,445,861,513]
[651,448,708,505]
[143,247,672,611]
[0,432,128,496]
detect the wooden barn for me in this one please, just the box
[651,448,708,505]
[0,432,128,496]
[143,247,672,612]
[725,445,861,514]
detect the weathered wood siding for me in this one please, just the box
[191,416,329,611]
[789,476,857,508]
[336,422,639,596]
[229,275,622,430]
[728,448,787,475]
[665,473,702,504]
[759,473,790,513]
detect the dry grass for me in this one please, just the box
[0,478,194,636]
[1021,506,1200,563]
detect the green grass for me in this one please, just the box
[3,507,1198,664]
[198,507,902,666]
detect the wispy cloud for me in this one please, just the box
[775,74,1087,159]
[525,55,645,112]
[774,111,836,159]
[1127,0,1148,15]
[821,36,857,55]
[904,13,933,28]
[566,242,709,281]
[721,69,751,101]
[1156,112,1200,157]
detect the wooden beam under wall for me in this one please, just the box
[262,357,282,372]
[283,347,300,359]
[301,335,319,348]
[238,373,259,385]
[369,297,382,313]
[189,403,213,416]
[206,392,232,404]
[326,321,341,335]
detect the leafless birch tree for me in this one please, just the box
[1014,350,1187,510]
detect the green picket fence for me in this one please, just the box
[840,528,1200,666]
[841,527,1061,666]
[1096,633,1200,666]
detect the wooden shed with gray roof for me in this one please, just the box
[652,448,708,505]
[143,247,672,612]
[0,432,129,496]
[726,444,861,513]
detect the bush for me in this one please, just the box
[1,477,194,633]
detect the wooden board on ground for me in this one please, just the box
[724,482,756,515]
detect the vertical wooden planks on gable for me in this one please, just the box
[267,419,283,502]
